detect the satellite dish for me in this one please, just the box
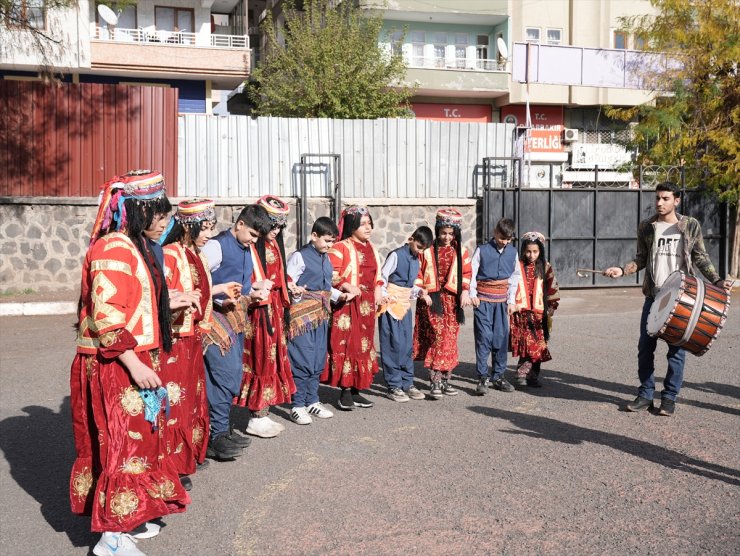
[497,37,508,60]
[97,4,118,26]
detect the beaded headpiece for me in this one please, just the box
[435,208,463,229]
[90,170,167,245]
[174,198,217,224]
[521,231,546,244]
[338,205,370,239]
[258,195,289,228]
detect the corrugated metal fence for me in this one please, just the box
[178,115,514,198]
[0,80,179,197]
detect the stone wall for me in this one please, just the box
[0,197,480,294]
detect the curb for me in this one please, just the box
[0,302,77,317]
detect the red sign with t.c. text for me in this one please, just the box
[501,104,565,154]
[412,103,492,123]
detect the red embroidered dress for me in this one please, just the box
[70,233,189,533]
[412,244,471,371]
[162,243,212,472]
[322,237,381,389]
[510,261,560,363]
[238,239,296,411]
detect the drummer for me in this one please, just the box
[603,181,732,416]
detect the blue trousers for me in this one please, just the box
[288,323,328,408]
[203,332,244,438]
[638,297,686,401]
[378,310,414,390]
[474,301,509,380]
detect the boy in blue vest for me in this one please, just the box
[378,226,434,402]
[464,218,521,395]
[201,205,273,459]
[286,217,343,425]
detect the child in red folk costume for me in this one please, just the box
[70,171,191,556]
[413,208,472,399]
[510,231,560,387]
[238,196,297,438]
[161,199,221,491]
[322,205,383,410]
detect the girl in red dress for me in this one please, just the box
[510,231,560,387]
[413,208,472,399]
[70,171,191,556]
[322,206,383,410]
[238,196,298,438]
[161,199,220,490]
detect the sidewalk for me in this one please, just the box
[0,289,78,316]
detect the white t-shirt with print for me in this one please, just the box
[652,221,685,289]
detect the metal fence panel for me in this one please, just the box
[178,115,514,198]
[1,80,178,197]
[482,181,727,288]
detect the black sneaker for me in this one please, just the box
[338,388,355,411]
[179,475,193,491]
[429,382,443,400]
[227,427,252,448]
[206,434,242,460]
[492,378,515,393]
[351,389,374,408]
[658,398,675,416]
[526,377,542,388]
[475,378,490,395]
[625,396,654,412]
[441,380,458,396]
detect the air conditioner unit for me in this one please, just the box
[563,128,579,142]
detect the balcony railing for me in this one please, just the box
[94,27,249,49]
[407,56,507,72]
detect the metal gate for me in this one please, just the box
[481,161,729,288]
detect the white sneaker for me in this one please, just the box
[246,416,282,438]
[129,521,160,539]
[266,415,286,432]
[93,532,146,556]
[307,402,334,419]
[290,407,312,425]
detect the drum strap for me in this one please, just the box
[677,278,705,346]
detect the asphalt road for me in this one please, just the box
[0,288,738,555]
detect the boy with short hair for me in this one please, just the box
[464,218,521,395]
[200,205,273,459]
[378,226,434,402]
[286,217,341,425]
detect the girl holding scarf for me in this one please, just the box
[70,170,191,556]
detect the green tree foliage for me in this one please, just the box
[606,0,739,275]
[250,0,413,118]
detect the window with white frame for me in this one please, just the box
[546,28,562,45]
[432,32,447,68]
[410,30,425,66]
[613,30,627,49]
[525,27,540,43]
[454,33,468,68]
[476,34,489,69]
[5,0,46,29]
[390,30,403,57]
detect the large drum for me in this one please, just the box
[647,270,731,356]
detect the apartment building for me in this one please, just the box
[0,0,256,113]
[372,0,657,186]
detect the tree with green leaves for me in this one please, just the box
[250,0,413,119]
[606,0,739,276]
